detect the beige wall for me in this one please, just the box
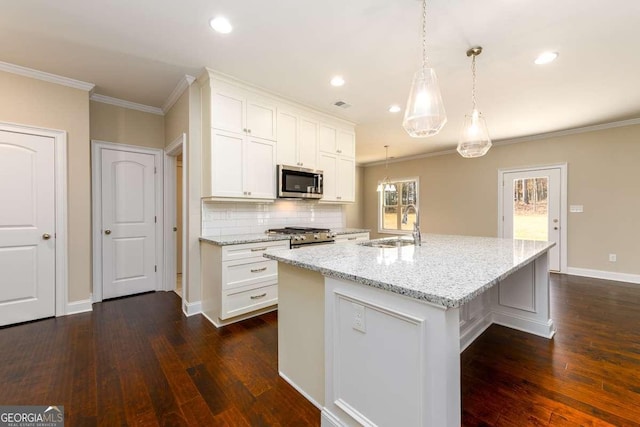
[90,101,164,148]
[0,71,91,302]
[164,90,189,146]
[345,166,365,228]
[363,124,640,275]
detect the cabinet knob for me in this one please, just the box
[42,233,51,240]
[104,229,112,235]
[243,128,247,133]
[248,129,251,134]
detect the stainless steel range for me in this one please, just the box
[266,226,336,248]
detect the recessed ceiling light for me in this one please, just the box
[210,16,232,34]
[388,105,401,113]
[330,76,345,87]
[534,51,559,65]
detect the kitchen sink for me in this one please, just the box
[359,237,416,248]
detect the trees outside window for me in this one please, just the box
[378,178,419,233]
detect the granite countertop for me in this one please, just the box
[199,234,291,245]
[264,234,555,308]
[332,228,370,235]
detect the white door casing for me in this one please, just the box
[92,141,164,302]
[499,164,567,272]
[0,130,55,325]
[164,133,186,296]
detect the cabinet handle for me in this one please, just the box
[250,247,267,252]
[251,267,268,273]
[348,237,357,241]
[250,293,267,300]
[337,196,342,200]
[248,129,252,134]
[243,128,247,133]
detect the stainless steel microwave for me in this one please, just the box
[277,165,323,199]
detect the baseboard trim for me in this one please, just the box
[320,409,342,427]
[566,267,640,285]
[182,300,202,317]
[279,371,323,410]
[65,299,93,315]
[459,312,493,352]
[491,312,556,339]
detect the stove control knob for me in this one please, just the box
[293,236,300,241]
[300,235,306,240]
[314,234,320,240]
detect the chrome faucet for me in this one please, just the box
[401,204,421,246]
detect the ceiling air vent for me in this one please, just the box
[333,100,351,109]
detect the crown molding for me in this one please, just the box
[0,60,95,91]
[90,94,164,116]
[162,75,196,114]
[361,117,640,167]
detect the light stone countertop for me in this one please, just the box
[331,228,370,235]
[263,234,555,308]
[199,234,291,245]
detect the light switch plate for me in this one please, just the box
[570,205,584,213]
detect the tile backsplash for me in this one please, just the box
[202,200,345,237]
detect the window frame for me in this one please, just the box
[377,176,420,235]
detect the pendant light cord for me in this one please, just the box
[471,53,477,111]
[422,0,427,70]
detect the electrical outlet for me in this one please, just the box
[352,302,366,333]
[609,254,617,262]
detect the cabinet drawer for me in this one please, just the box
[221,284,278,320]
[222,259,278,290]
[221,240,290,262]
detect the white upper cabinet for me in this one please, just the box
[200,69,355,203]
[336,129,355,158]
[206,129,276,199]
[276,109,318,169]
[318,152,355,203]
[319,124,355,159]
[212,85,277,141]
[298,117,318,168]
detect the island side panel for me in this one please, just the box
[277,262,325,408]
[323,277,461,427]
[490,251,556,338]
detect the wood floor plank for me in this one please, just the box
[1,274,639,426]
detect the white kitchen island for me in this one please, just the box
[264,234,555,427]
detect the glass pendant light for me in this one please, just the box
[457,46,492,158]
[402,0,447,138]
[376,145,397,193]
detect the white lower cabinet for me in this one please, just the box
[334,232,369,243]
[201,240,289,326]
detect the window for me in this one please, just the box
[378,177,419,234]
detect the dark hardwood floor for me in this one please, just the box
[462,274,640,426]
[0,274,639,426]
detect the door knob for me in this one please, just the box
[554,227,559,230]
[173,227,178,232]
[42,233,51,240]
[105,229,112,235]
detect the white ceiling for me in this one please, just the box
[2,0,639,163]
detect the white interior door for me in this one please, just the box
[501,167,562,272]
[101,149,156,299]
[0,130,55,325]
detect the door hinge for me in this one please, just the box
[154,167,157,174]
[155,216,157,223]
[155,265,157,272]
